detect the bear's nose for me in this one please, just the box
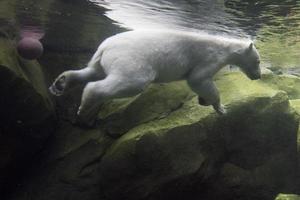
[251,73,261,80]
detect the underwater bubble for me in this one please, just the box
[17,37,43,60]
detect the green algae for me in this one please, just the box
[0,30,56,198]
[105,71,290,155]
[275,194,300,200]
[99,71,298,200]
[289,99,300,175]
[100,71,294,139]
[104,71,298,145]
[99,82,195,136]
[261,73,300,99]
[215,72,277,103]
[0,37,53,112]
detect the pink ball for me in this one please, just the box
[17,37,43,60]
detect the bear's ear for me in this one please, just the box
[249,43,253,50]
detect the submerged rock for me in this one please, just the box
[0,36,55,197]
[11,71,300,200]
[99,75,298,200]
[275,194,300,200]
[289,99,300,182]
[261,73,300,99]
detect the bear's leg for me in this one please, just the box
[71,66,106,85]
[187,78,226,115]
[77,74,152,127]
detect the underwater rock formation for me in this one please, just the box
[97,72,299,200]
[275,194,300,200]
[10,71,300,200]
[0,36,55,197]
[289,99,300,178]
[1,0,299,199]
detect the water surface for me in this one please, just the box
[91,0,300,70]
[1,0,299,70]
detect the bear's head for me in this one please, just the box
[49,70,76,96]
[232,43,261,80]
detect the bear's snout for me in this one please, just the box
[250,73,261,80]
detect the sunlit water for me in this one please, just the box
[90,0,248,37]
[91,0,300,70]
[1,0,300,70]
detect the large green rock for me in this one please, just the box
[0,37,54,129]
[289,99,300,184]
[11,71,299,200]
[275,194,300,200]
[260,73,300,99]
[10,122,112,200]
[98,72,298,200]
[99,71,300,136]
[0,36,55,197]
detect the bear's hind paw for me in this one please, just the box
[213,104,227,115]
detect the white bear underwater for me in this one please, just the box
[49,29,261,126]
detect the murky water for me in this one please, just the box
[0,0,123,83]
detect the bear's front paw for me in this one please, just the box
[213,103,227,115]
[77,106,83,116]
[198,96,210,106]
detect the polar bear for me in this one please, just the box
[49,29,261,126]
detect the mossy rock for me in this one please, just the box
[260,73,300,99]
[289,99,300,181]
[98,70,300,137]
[99,82,195,136]
[275,194,300,200]
[98,72,298,200]
[9,71,300,200]
[8,121,113,200]
[0,37,53,127]
[99,71,283,137]
[217,70,300,100]
[0,36,55,196]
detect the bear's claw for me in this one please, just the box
[77,106,82,116]
[213,104,227,115]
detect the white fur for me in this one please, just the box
[50,29,261,126]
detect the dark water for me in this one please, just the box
[1,0,300,70]
[0,0,123,83]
